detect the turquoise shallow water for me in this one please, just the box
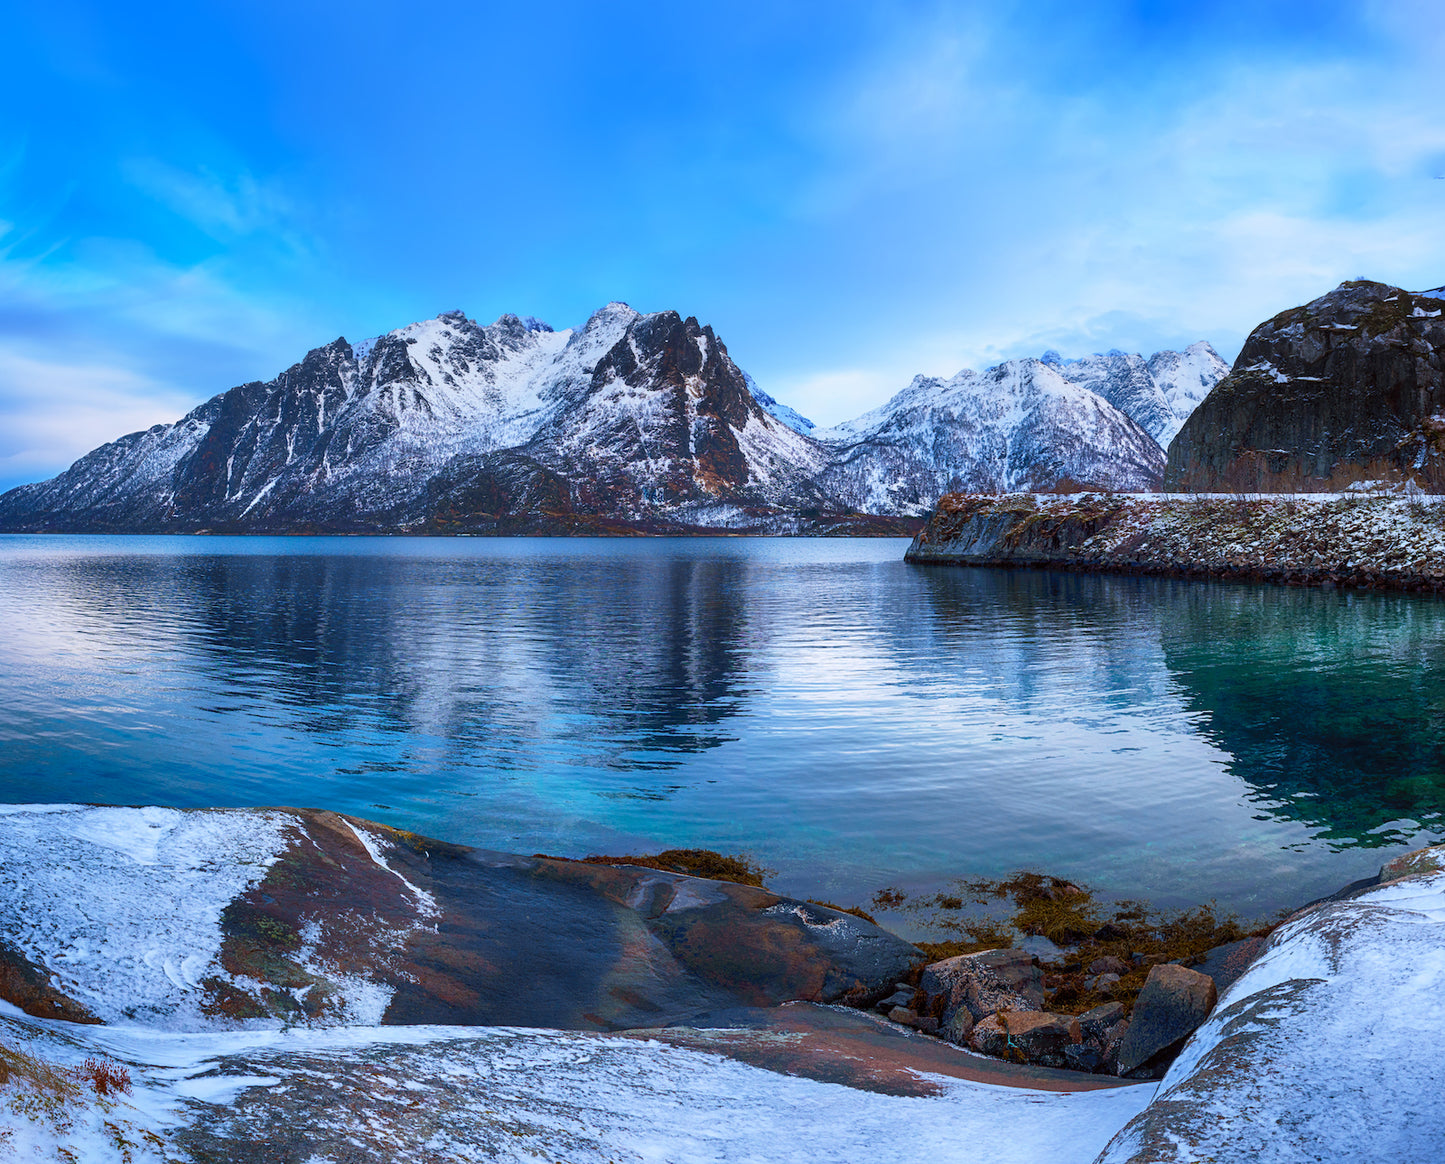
[1,534,1441,927]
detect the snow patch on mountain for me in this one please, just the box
[814,358,1166,514]
[743,372,816,434]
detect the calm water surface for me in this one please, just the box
[2,535,1442,929]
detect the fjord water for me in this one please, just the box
[2,535,1441,927]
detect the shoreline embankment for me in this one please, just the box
[906,492,1445,594]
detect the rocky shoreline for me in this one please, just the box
[906,491,1445,594]
[0,805,1441,1160]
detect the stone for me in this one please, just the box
[876,988,915,1014]
[1078,1001,1125,1043]
[887,1006,917,1025]
[913,1015,939,1036]
[1085,972,1121,993]
[1063,1044,1102,1073]
[941,1006,975,1046]
[1087,955,1129,976]
[1188,937,1266,994]
[918,948,1044,1034]
[969,1010,1082,1069]
[1378,843,1445,884]
[1101,1019,1130,1075]
[1114,964,1218,1077]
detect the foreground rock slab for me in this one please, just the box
[0,1006,1157,1164]
[644,1004,1134,1096]
[0,805,920,1032]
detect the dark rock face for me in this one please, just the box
[1114,964,1217,1078]
[1165,280,1445,492]
[189,809,923,1032]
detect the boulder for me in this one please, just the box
[1114,964,1217,1077]
[1378,842,1445,883]
[941,1006,975,1045]
[875,987,915,1014]
[918,948,1044,1030]
[1078,1001,1125,1044]
[969,1010,1082,1069]
[1188,937,1265,994]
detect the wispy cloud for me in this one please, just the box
[762,5,1445,423]
[0,346,196,489]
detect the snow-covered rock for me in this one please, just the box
[1046,343,1228,449]
[0,1004,1155,1163]
[1096,847,1445,1162]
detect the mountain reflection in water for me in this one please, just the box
[0,535,1440,920]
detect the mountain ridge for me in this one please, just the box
[0,304,1225,534]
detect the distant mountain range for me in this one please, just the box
[0,303,1226,534]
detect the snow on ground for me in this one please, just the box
[0,806,291,1028]
[918,492,1445,583]
[1096,869,1445,1162]
[0,1006,1156,1164]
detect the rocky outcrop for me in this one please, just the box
[1165,280,1445,492]
[906,491,1445,593]
[0,805,921,1032]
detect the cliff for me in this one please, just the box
[1164,280,1445,492]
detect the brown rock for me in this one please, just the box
[888,1006,918,1025]
[1087,955,1129,976]
[941,1006,975,1045]
[1115,964,1218,1077]
[0,938,99,1025]
[969,1010,1082,1069]
[1379,843,1445,884]
[918,948,1044,1033]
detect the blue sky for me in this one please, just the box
[1,0,1442,489]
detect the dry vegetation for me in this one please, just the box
[572,848,774,887]
[873,872,1276,1016]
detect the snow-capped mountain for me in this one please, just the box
[1043,342,1229,447]
[0,304,859,534]
[0,304,1224,534]
[812,358,1167,515]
